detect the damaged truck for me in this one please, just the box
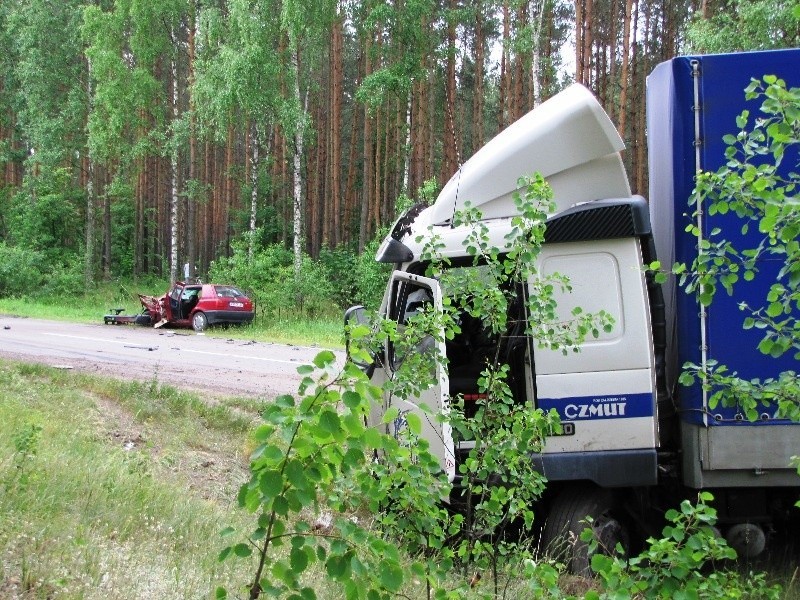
[345,49,800,566]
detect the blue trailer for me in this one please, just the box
[645,47,800,560]
[648,49,799,482]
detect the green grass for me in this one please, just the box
[253,315,343,348]
[1,360,798,599]
[0,360,258,599]
[0,282,344,348]
[0,283,160,323]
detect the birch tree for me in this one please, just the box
[83,0,172,278]
[280,0,335,276]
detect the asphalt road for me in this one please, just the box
[0,315,343,399]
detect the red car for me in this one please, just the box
[160,282,255,332]
[105,282,255,332]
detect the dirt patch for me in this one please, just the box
[88,393,249,504]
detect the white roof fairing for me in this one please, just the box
[427,84,631,225]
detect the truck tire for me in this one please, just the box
[540,484,628,576]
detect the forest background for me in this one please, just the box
[0,0,798,316]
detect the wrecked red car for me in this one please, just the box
[104,282,255,332]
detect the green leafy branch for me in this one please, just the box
[218,351,427,600]
[442,174,614,355]
[413,173,609,592]
[678,360,799,422]
[585,492,780,600]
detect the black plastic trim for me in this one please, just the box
[376,238,414,263]
[545,196,652,243]
[530,448,658,487]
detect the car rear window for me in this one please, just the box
[214,286,244,298]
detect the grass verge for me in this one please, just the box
[0,359,260,599]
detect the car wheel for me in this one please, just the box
[135,313,152,326]
[192,311,208,332]
[541,484,629,575]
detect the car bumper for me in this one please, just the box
[204,310,254,326]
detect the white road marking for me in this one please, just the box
[44,332,134,345]
[180,348,299,364]
[42,333,302,364]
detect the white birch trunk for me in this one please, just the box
[531,0,545,105]
[402,97,411,194]
[170,57,179,284]
[249,123,259,261]
[291,47,304,279]
[84,56,94,286]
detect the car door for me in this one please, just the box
[371,271,455,481]
[166,283,184,322]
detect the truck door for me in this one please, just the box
[533,235,659,487]
[371,271,456,482]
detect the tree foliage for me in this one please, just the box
[686,0,800,53]
[3,0,86,266]
[0,0,703,285]
[585,493,780,600]
[219,176,576,598]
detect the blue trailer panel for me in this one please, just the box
[647,50,800,430]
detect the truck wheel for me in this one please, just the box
[192,311,208,332]
[541,484,628,575]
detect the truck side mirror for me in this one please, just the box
[344,305,376,377]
